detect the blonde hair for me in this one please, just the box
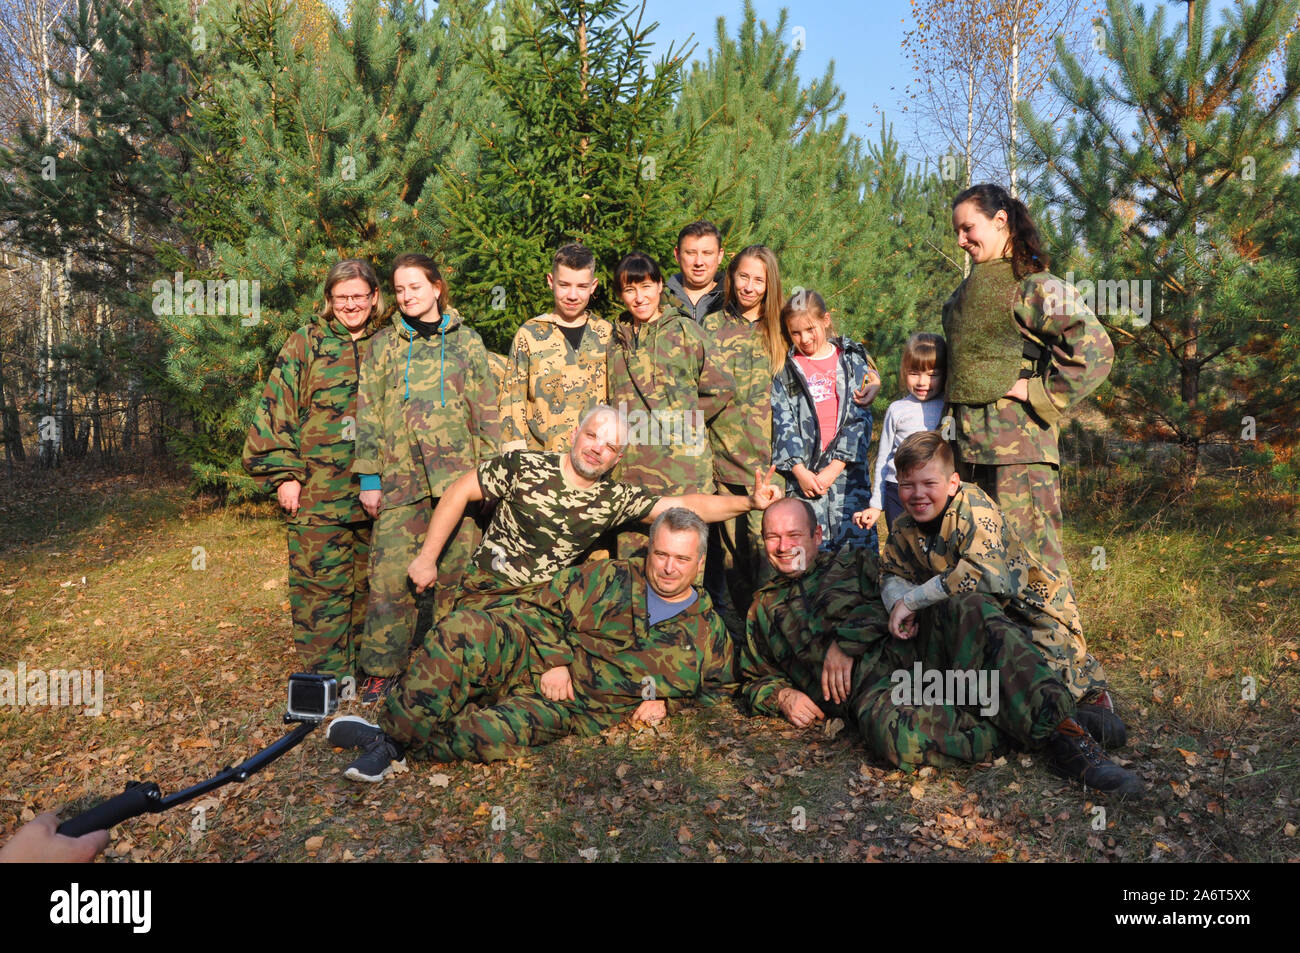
[899,332,948,391]
[779,289,834,350]
[724,245,785,370]
[317,258,384,325]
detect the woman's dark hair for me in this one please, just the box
[391,252,452,312]
[614,251,663,291]
[952,183,1051,279]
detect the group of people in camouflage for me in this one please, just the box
[243,182,1142,797]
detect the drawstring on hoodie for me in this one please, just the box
[402,312,452,405]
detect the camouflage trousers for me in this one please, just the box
[968,462,1071,584]
[380,608,622,762]
[286,520,370,680]
[784,468,877,553]
[704,485,769,642]
[361,498,480,677]
[851,593,1074,770]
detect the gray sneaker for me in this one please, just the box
[343,734,406,784]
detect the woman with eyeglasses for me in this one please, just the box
[243,258,383,683]
[350,253,501,703]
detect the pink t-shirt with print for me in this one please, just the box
[793,348,840,453]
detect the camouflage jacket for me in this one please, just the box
[739,547,890,717]
[878,482,1083,645]
[520,557,737,715]
[702,305,773,487]
[607,304,734,496]
[501,313,611,453]
[771,337,875,475]
[352,309,501,506]
[242,314,375,525]
[943,267,1114,466]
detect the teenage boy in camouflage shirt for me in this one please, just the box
[501,243,612,454]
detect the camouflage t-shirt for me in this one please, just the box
[473,450,658,588]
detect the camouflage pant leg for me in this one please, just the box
[970,462,1071,584]
[360,499,433,676]
[286,520,370,680]
[410,691,578,763]
[851,636,1001,771]
[1023,614,1109,703]
[379,608,532,751]
[920,594,1074,749]
[704,487,763,641]
[432,508,481,625]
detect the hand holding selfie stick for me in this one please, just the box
[57,675,337,838]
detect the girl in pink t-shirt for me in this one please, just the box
[771,291,880,551]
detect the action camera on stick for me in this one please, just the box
[57,675,336,838]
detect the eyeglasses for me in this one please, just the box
[331,293,374,305]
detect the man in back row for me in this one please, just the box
[406,404,781,613]
[666,221,726,324]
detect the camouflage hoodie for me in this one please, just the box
[353,308,501,506]
[607,304,734,496]
[242,312,376,525]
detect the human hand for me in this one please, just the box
[816,460,845,488]
[821,642,855,705]
[632,699,667,726]
[853,507,881,530]
[793,466,824,498]
[889,600,918,640]
[359,489,383,519]
[407,554,438,594]
[0,813,109,864]
[777,688,826,728]
[540,666,575,702]
[277,479,302,516]
[1003,378,1029,402]
[749,465,782,509]
[852,368,881,406]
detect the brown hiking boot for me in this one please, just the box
[1075,688,1128,749]
[1047,718,1143,795]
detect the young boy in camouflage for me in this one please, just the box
[739,497,1140,793]
[501,243,611,454]
[878,431,1126,747]
[327,509,735,780]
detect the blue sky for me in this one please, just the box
[644,0,1241,157]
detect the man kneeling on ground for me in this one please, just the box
[327,508,735,781]
[738,496,1141,794]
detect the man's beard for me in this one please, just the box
[570,447,606,480]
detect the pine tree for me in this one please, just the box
[1021,0,1300,486]
[672,1,953,389]
[436,0,699,350]
[161,0,490,497]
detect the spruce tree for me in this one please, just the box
[162,0,490,497]
[672,1,953,389]
[1021,0,1300,486]
[436,0,699,350]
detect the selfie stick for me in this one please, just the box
[56,720,317,838]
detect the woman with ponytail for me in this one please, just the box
[944,183,1123,740]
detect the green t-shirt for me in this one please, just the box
[473,450,658,588]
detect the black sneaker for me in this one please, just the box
[359,674,398,705]
[1075,689,1128,748]
[326,715,383,750]
[1046,718,1143,795]
[343,733,406,784]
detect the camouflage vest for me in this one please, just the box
[942,257,1026,405]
